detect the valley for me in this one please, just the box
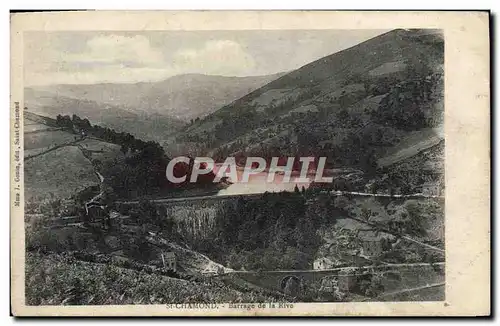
[23,28,445,304]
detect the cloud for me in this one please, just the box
[74,35,165,66]
[24,30,390,86]
[25,34,170,86]
[25,35,257,86]
[172,40,257,76]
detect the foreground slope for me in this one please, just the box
[26,252,279,305]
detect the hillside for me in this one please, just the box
[26,73,284,123]
[376,127,444,168]
[25,252,278,305]
[25,145,100,200]
[25,210,289,305]
[23,111,225,203]
[367,139,445,195]
[23,112,126,201]
[179,29,444,176]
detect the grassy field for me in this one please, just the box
[23,121,124,200]
[24,128,77,151]
[80,138,124,162]
[24,123,61,133]
[25,146,97,200]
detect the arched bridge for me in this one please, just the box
[224,262,445,298]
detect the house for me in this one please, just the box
[358,230,394,258]
[85,202,106,221]
[162,252,177,272]
[313,257,335,270]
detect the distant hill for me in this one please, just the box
[26,73,284,122]
[180,29,444,178]
[24,90,184,142]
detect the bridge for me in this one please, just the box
[220,262,445,299]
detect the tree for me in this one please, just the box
[334,196,349,211]
[81,118,91,131]
[364,275,384,297]
[56,115,73,129]
[120,144,129,155]
[404,200,427,237]
[283,276,301,297]
[360,207,374,221]
[294,216,320,254]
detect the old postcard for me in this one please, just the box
[10,11,490,316]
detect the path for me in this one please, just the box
[24,127,65,134]
[24,138,86,161]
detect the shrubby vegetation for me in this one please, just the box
[54,113,173,199]
[369,76,436,131]
[189,191,346,271]
[56,113,155,154]
[25,252,281,305]
[101,142,169,199]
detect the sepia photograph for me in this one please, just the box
[10,11,490,316]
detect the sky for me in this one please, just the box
[24,29,389,86]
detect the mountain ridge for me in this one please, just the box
[180,29,443,164]
[26,72,285,122]
[174,29,444,195]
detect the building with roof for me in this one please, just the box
[85,202,106,221]
[162,252,177,272]
[313,257,336,270]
